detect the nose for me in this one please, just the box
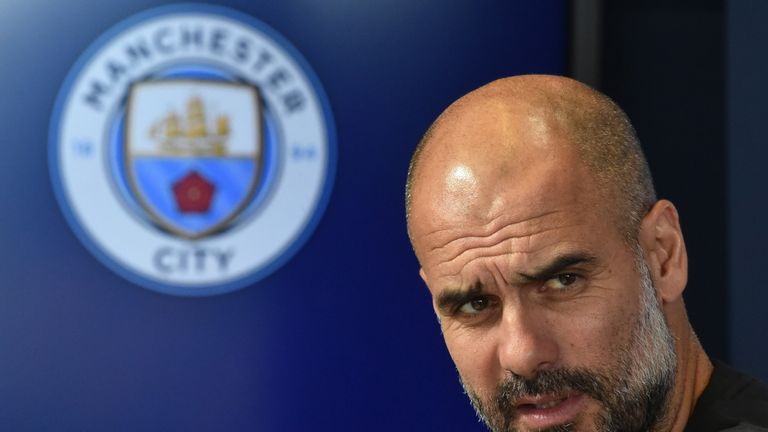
[496,304,560,379]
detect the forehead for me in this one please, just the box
[414,161,607,263]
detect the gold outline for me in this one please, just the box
[124,79,264,240]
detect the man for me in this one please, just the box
[405,75,768,432]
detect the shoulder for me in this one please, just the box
[685,360,768,432]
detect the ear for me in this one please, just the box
[637,199,688,303]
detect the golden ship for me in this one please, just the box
[149,97,230,157]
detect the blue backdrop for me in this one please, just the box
[0,1,565,430]
[728,0,768,383]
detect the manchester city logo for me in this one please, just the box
[49,5,336,296]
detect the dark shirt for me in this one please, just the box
[685,361,768,431]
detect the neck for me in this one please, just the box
[662,309,713,432]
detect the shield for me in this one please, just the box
[124,80,262,239]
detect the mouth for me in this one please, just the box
[513,392,585,430]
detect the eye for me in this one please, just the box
[542,273,580,291]
[457,297,492,315]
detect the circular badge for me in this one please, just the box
[49,4,336,296]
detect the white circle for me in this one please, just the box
[50,6,335,296]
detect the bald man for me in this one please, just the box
[405,76,768,432]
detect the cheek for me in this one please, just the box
[442,329,500,394]
[555,293,641,368]
[559,316,618,362]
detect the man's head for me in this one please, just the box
[405,76,692,431]
[406,75,655,244]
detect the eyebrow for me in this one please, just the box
[434,252,597,314]
[436,281,484,314]
[517,252,598,282]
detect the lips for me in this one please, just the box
[513,392,585,430]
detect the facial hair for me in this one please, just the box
[462,254,677,432]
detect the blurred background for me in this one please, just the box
[0,0,763,430]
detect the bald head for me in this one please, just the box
[405,75,656,247]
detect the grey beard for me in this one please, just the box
[463,252,677,432]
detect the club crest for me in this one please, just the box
[125,81,262,239]
[49,5,336,296]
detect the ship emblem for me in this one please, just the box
[125,80,262,239]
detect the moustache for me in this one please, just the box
[496,368,610,417]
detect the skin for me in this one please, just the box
[408,76,712,431]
